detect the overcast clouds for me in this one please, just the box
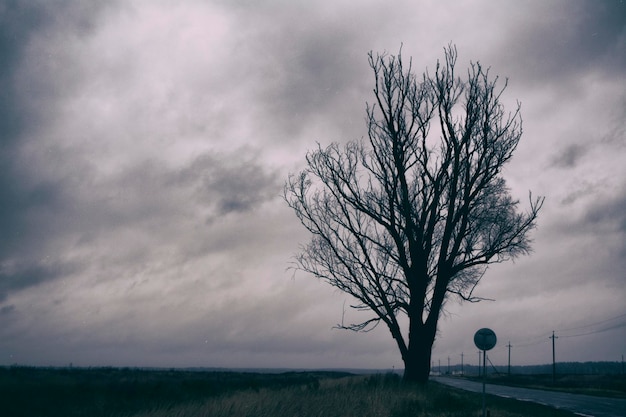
[0,0,624,370]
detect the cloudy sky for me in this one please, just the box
[1,0,624,370]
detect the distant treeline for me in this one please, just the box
[434,361,624,376]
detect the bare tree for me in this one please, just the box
[284,45,543,383]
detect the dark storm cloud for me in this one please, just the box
[585,185,626,234]
[495,0,626,86]
[177,152,279,218]
[0,0,113,143]
[0,0,59,143]
[227,1,385,142]
[0,1,63,264]
[582,186,626,284]
[550,143,589,168]
[101,152,279,224]
[0,304,15,315]
[0,0,116,295]
[0,172,68,251]
[560,182,596,206]
[0,162,89,301]
[565,0,626,74]
[0,262,78,302]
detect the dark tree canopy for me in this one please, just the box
[284,45,543,383]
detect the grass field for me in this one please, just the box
[0,366,579,417]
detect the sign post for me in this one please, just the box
[474,328,497,417]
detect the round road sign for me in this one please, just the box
[474,328,497,351]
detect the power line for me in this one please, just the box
[509,332,553,349]
[558,312,626,333]
[559,320,626,339]
[506,312,626,347]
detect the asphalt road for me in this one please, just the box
[433,377,626,417]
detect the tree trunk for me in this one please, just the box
[402,339,433,383]
[402,319,437,383]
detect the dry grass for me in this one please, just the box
[129,374,577,417]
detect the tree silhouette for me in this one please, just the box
[284,45,543,383]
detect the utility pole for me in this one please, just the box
[482,349,487,416]
[447,356,450,375]
[550,331,558,384]
[461,352,464,376]
[506,341,512,376]
[439,359,441,375]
